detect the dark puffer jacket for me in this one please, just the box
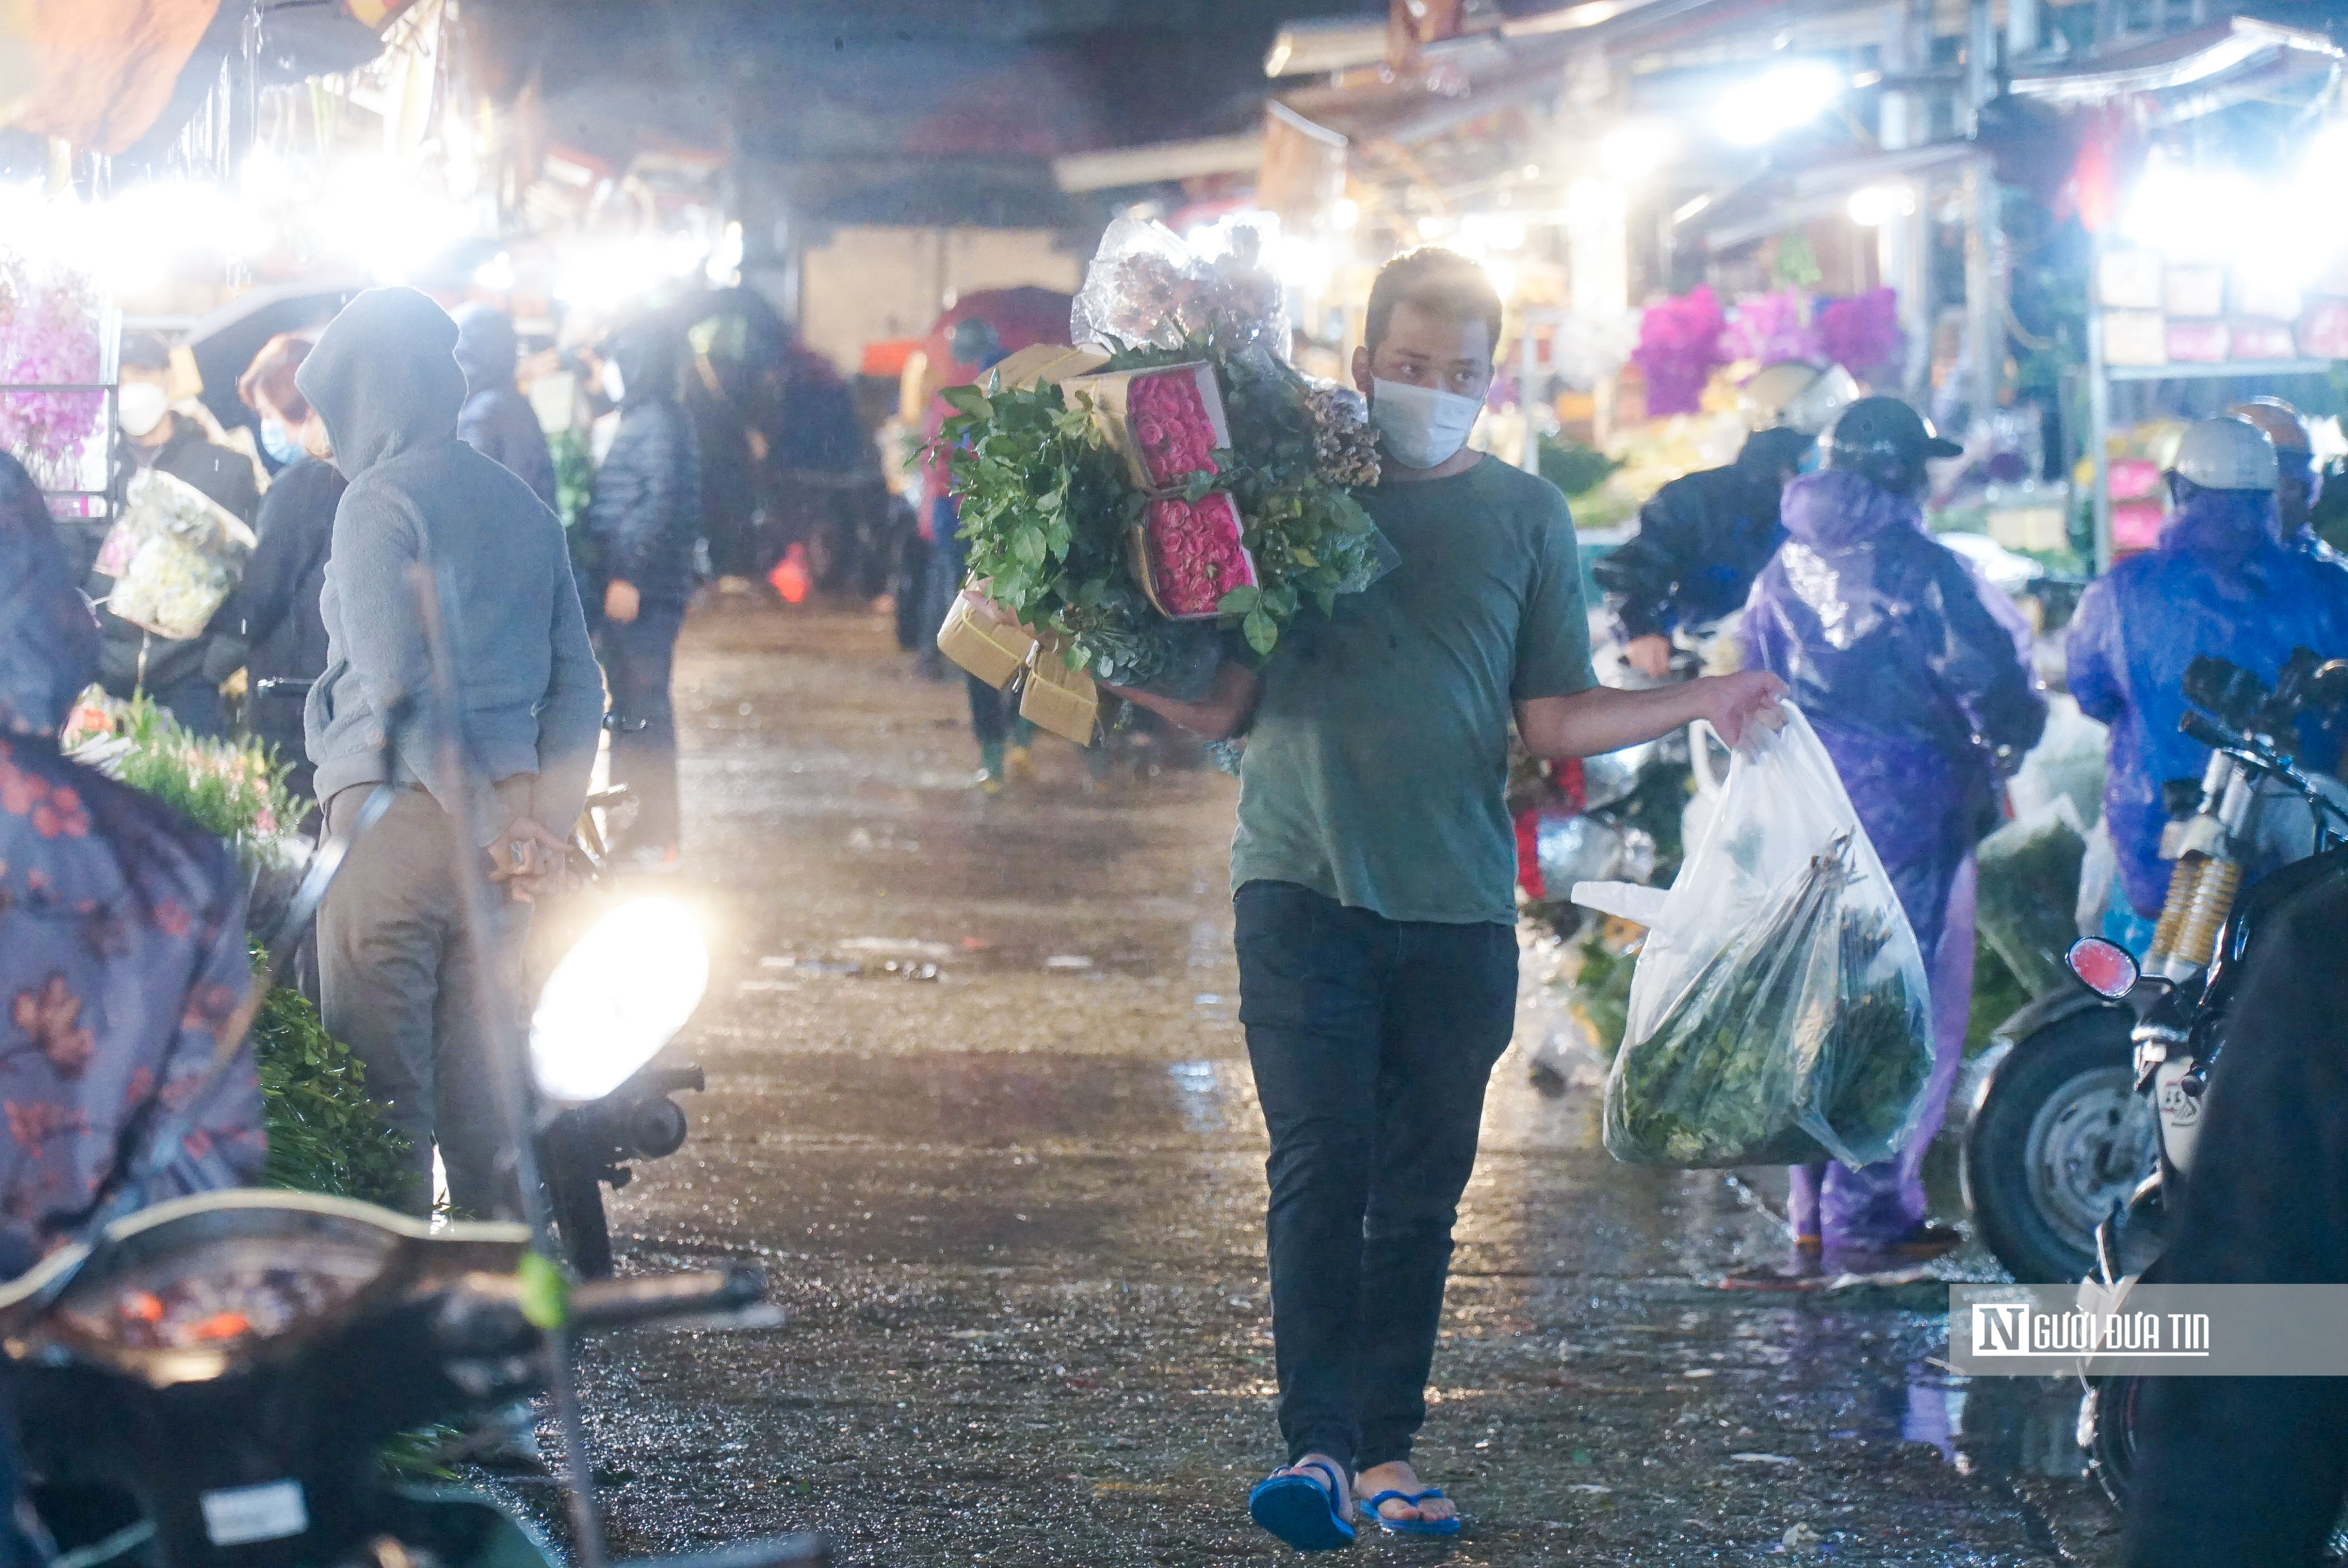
[451,304,559,514]
[585,322,701,611]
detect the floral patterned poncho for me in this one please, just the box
[0,463,261,1272]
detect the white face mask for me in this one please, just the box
[116,381,170,439]
[600,359,626,402]
[1369,377,1482,470]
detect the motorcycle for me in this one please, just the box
[2011,661,2348,1512]
[6,1190,817,1568]
[532,784,708,1279]
[1962,650,2348,1284]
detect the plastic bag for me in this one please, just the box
[1975,796,2088,996]
[1069,216,1290,360]
[2005,693,2107,828]
[101,470,255,639]
[1577,703,1935,1169]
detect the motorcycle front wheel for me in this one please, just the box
[1963,1007,2151,1282]
[2087,1374,2143,1512]
[540,1118,614,1278]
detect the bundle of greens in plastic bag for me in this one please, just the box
[1573,703,1935,1169]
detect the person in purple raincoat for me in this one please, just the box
[1743,397,2046,1266]
[0,451,264,1276]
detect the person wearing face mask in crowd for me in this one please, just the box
[69,334,264,738]
[201,333,345,810]
[1104,248,1785,1549]
[1743,396,2048,1272]
[1594,361,1856,680]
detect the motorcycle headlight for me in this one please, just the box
[530,897,710,1103]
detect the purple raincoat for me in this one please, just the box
[1744,470,2046,1250]
[0,460,262,1274]
[2067,486,2348,918]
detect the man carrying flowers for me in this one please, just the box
[1109,249,1784,1550]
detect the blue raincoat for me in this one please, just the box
[2066,486,2348,919]
[1744,470,2046,1252]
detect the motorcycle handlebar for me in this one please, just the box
[567,1265,765,1331]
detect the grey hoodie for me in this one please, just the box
[298,287,602,845]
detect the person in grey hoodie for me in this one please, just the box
[298,286,603,1217]
[451,302,560,515]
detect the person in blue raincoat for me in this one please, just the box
[2067,415,2348,948]
[1744,397,2048,1266]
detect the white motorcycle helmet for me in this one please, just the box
[2170,415,2279,492]
[1738,361,1861,437]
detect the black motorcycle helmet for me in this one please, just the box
[1825,396,1964,499]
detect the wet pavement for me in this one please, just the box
[521,600,2127,1566]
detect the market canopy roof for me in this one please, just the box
[3,0,405,155]
[2008,15,2342,115]
[1684,140,1983,251]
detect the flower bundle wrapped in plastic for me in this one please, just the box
[98,470,256,640]
[936,219,1396,711]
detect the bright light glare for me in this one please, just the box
[1847,183,1916,227]
[1601,125,1669,183]
[1716,61,1843,146]
[1331,197,1360,230]
[2123,146,2348,293]
[530,897,710,1104]
[1273,232,1333,293]
[556,236,667,310]
[706,220,744,285]
[314,155,472,282]
[1459,212,1526,252]
[473,251,517,292]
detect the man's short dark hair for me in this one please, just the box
[1364,248,1504,360]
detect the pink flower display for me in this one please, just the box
[0,257,103,491]
[1816,288,1903,382]
[1142,492,1256,619]
[1126,368,1222,488]
[1722,290,1822,368]
[1629,286,1728,416]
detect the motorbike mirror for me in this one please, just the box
[2066,937,2140,1000]
[530,897,710,1104]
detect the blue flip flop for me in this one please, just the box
[1364,1487,1461,1537]
[1248,1457,1356,1551]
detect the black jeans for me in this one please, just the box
[1234,880,1518,1472]
[931,523,1014,747]
[597,604,685,851]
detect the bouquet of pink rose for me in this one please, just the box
[937,219,1392,714]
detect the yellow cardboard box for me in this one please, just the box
[935,593,1037,690]
[1019,648,1100,747]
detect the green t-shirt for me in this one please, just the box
[1232,456,1596,925]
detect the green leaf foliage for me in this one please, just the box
[249,951,415,1209]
